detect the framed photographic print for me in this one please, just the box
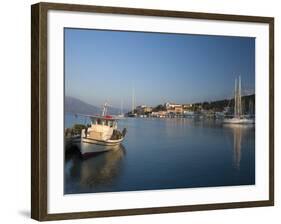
[31,2,274,221]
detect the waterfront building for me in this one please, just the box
[165,102,182,109]
[151,111,168,118]
[136,105,153,115]
[183,104,193,109]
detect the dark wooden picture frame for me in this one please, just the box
[31,2,274,221]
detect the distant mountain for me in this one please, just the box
[65,96,121,115]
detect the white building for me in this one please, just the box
[165,102,182,109]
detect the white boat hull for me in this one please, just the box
[223,118,255,124]
[81,137,124,157]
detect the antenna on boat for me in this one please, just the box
[102,102,110,116]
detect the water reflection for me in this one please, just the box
[65,144,126,193]
[65,114,255,193]
[224,124,254,170]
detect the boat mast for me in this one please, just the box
[132,86,135,114]
[238,75,242,118]
[234,78,237,118]
[234,76,242,118]
[102,102,108,116]
[249,99,254,115]
[120,99,123,115]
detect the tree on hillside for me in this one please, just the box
[152,104,166,112]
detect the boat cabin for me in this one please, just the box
[90,116,118,129]
[82,115,118,141]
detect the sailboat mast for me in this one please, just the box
[249,99,253,115]
[234,78,237,117]
[132,87,135,113]
[238,75,242,117]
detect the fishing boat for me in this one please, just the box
[80,103,127,157]
[223,76,255,124]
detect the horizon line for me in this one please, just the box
[65,93,255,109]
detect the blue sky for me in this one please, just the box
[65,28,255,109]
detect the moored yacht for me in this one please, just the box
[223,76,255,124]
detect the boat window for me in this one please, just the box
[105,120,109,126]
[97,118,102,125]
[108,120,113,127]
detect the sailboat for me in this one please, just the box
[117,99,125,118]
[223,76,255,124]
[128,86,137,117]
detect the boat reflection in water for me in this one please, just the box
[224,123,255,170]
[65,144,126,194]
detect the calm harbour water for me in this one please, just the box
[64,115,255,194]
